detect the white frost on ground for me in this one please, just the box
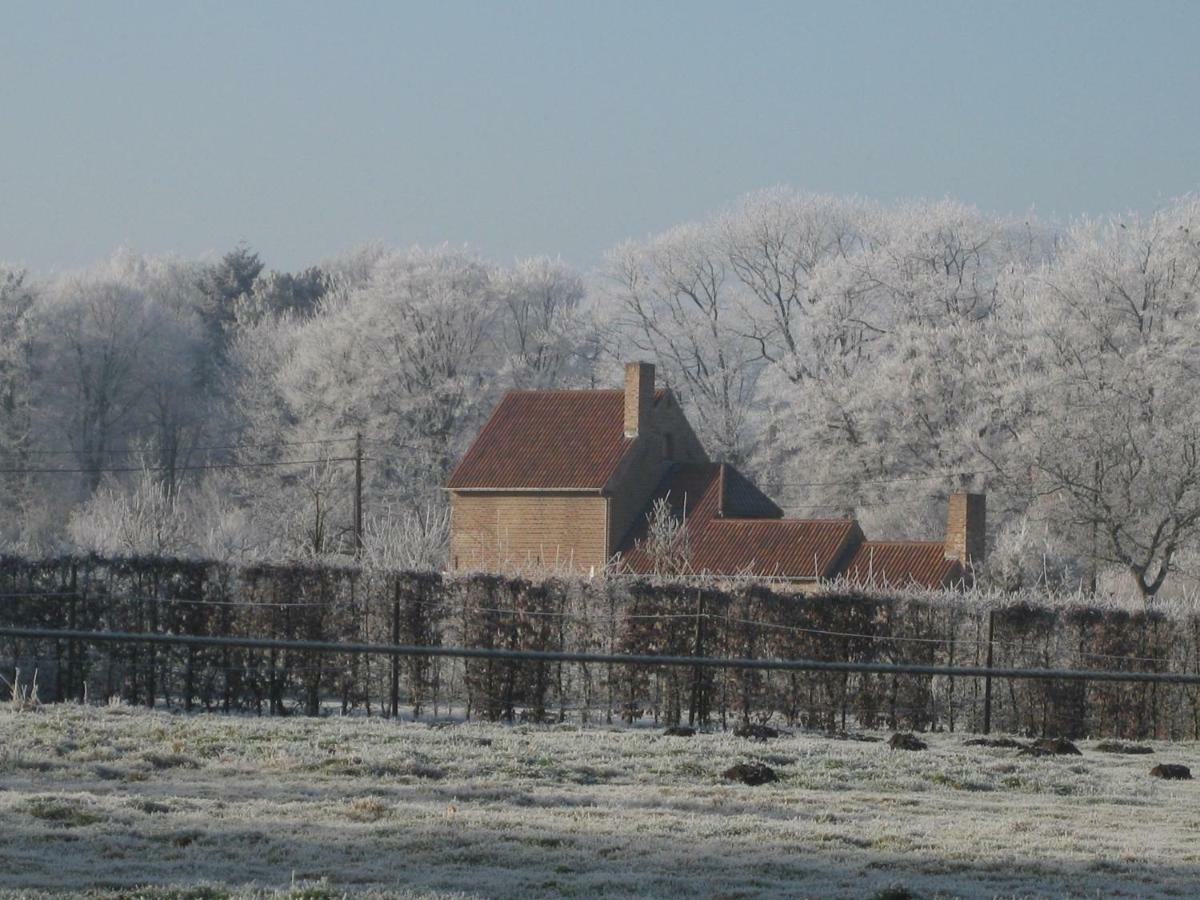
[1,703,1198,898]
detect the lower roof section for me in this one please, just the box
[617,463,861,581]
[617,463,965,589]
[838,540,963,589]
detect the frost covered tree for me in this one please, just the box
[68,467,194,557]
[0,252,234,552]
[110,252,215,496]
[196,244,263,345]
[361,503,451,571]
[269,245,498,482]
[216,246,598,562]
[36,253,214,496]
[0,267,37,545]
[606,223,758,463]
[607,192,1041,542]
[638,494,694,580]
[5,190,1200,598]
[38,274,165,492]
[495,257,589,388]
[721,187,873,383]
[1017,198,1200,600]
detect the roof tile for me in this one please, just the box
[619,463,860,579]
[448,390,662,491]
[839,541,963,589]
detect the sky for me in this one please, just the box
[3,0,1199,275]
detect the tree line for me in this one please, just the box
[3,189,1200,599]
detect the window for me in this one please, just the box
[663,432,675,460]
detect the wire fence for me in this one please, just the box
[2,554,1199,738]
[5,627,1197,683]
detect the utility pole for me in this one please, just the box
[353,432,364,559]
[1088,460,1100,596]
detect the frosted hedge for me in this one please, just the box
[2,555,1198,739]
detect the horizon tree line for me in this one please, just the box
[3,187,1200,603]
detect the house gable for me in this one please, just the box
[447,363,708,574]
[604,390,707,554]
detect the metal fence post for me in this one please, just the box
[983,609,995,735]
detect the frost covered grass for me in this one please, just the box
[2,704,1200,898]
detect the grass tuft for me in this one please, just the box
[1,668,41,713]
[21,796,101,828]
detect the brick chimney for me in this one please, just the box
[623,361,655,438]
[944,492,986,569]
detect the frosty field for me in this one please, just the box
[2,704,1199,899]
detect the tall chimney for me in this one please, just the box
[944,492,986,569]
[624,361,655,438]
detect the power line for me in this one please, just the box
[771,501,965,513]
[13,434,424,460]
[2,626,1196,685]
[0,591,728,621]
[17,436,361,457]
[708,611,1174,665]
[6,442,1013,496]
[773,503,897,513]
[766,468,1022,490]
[0,456,364,476]
[0,592,335,608]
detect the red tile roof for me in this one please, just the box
[690,519,863,580]
[839,541,963,589]
[618,463,964,588]
[618,463,861,580]
[448,390,665,491]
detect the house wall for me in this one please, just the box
[607,393,708,552]
[449,491,610,574]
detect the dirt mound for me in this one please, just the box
[1020,738,1082,757]
[722,762,778,785]
[1150,764,1192,780]
[663,726,696,737]
[1094,741,1153,755]
[734,723,782,741]
[888,733,927,751]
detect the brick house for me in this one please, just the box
[446,362,984,588]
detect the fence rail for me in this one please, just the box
[5,555,1200,739]
[4,626,1199,686]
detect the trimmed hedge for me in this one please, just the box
[2,555,1197,739]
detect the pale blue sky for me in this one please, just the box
[3,1,1198,274]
